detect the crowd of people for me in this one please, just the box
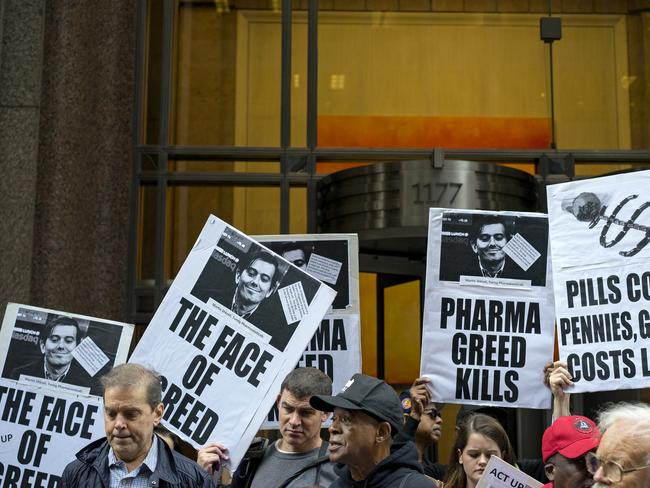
[58,362,650,488]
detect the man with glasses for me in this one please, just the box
[541,415,600,488]
[586,402,650,487]
[398,377,445,481]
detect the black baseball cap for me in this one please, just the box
[310,373,403,433]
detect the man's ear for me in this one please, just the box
[375,422,392,443]
[153,403,164,425]
[544,463,555,481]
[470,242,478,254]
[276,393,282,408]
[39,341,46,355]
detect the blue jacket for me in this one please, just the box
[61,435,214,488]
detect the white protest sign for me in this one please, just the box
[0,379,105,487]
[256,234,360,313]
[0,303,134,399]
[255,234,361,430]
[260,315,361,429]
[0,303,134,483]
[421,209,555,408]
[475,455,543,488]
[547,170,650,393]
[128,216,336,470]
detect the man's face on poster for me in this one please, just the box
[283,249,307,270]
[235,258,277,306]
[40,324,78,368]
[472,223,508,266]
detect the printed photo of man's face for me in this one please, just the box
[471,222,508,266]
[40,323,79,369]
[235,257,277,307]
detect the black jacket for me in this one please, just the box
[61,435,214,488]
[329,441,434,488]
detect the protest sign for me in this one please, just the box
[0,303,133,484]
[0,378,105,487]
[257,234,361,429]
[421,209,555,408]
[258,234,359,313]
[128,216,336,469]
[547,170,650,393]
[260,314,361,428]
[0,304,134,398]
[475,455,542,488]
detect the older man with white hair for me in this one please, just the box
[585,402,650,487]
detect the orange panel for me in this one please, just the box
[316,115,549,174]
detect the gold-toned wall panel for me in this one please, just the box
[384,280,421,384]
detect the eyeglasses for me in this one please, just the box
[585,452,650,482]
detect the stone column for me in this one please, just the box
[0,0,46,307]
[0,0,137,322]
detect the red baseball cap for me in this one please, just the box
[542,415,600,463]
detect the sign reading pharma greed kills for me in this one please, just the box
[547,170,650,393]
[421,209,555,408]
[129,216,336,470]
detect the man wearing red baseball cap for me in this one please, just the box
[541,415,601,488]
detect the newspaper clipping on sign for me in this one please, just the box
[128,216,336,470]
[475,455,542,488]
[547,170,650,393]
[256,234,361,429]
[421,209,555,408]
[0,303,134,485]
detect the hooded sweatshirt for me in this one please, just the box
[329,441,435,488]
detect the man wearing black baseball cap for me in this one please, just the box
[310,373,437,487]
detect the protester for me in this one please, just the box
[198,367,337,488]
[61,363,212,487]
[310,373,436,487]
[398,377,445,481]
[544,360,572,422]
[587,402,650,487]
[444,413,516,488]
[541,414,600,488]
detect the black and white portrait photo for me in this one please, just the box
[1,307,125,396]
[438,212,549,287]
[263,238,351,310]
[191,227,322,352]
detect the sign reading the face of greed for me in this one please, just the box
[129,216,336,470]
